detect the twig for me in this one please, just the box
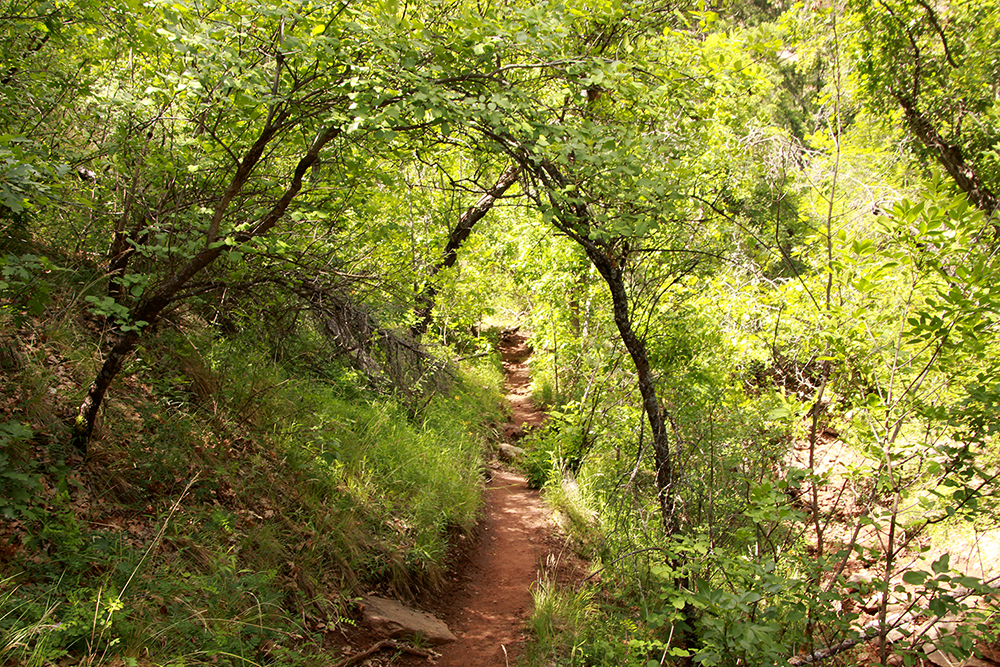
[121,472,201,598]
[331,639,433,667]
[84,473,200,664]
[788,613,909,665]
[788,574,1000,665]
[577,547,667,586]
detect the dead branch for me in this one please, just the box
[330,639,434,667]
[789,575,1000,665]
[788,613,911,665]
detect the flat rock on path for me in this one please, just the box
[361,595,457,645]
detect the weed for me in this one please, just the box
[0,421,40,520]
[525,575,617,666]
[544,474,602,558]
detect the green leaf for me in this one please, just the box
[931,554,950,574]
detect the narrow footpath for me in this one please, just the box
[500,328,547,436]
[428,469,556,666]
[395,328,570,667]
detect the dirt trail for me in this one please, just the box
[394,328,571,667]
[426,469,557,666]
[500,328,546,436]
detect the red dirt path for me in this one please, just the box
[427,468,558,666]
[392,328,574,667]
[500,329,546,435]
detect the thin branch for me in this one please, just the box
[577,547,668,586]
[331,639,433,667]
[913,0,959,68]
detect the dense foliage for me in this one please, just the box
[1,0,998,664]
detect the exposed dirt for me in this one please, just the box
[786,430,1000,666]
[381,328,580,667]
[787,430,1000,587]
[500,328,546,437]
[406,469,563,666]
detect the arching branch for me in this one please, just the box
[411,162,521,337]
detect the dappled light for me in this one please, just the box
[1,0,999,664]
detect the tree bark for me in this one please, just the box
[71,122,342,454]
[895,92,999,216]
[584,243,678,536]
[411,163,520,337]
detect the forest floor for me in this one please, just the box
[787,432,1000,666]
[381,329,583,667]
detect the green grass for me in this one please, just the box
[528,575,595,655]
[522,573,653,667]
[0,290,506,665]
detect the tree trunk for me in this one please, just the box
[529,160,678,535]
[584,246,678,536]
[411,163,520,337]
[71,123,342,454]
[895,92,999,216]
[72,330,141,447]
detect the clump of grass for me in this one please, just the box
[544,472,603,559]
[524,574,597,666]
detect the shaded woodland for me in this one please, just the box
[1,0,999,664]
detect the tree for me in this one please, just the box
[411,162,521,337]
[463,1,783,533]
[847,0,1000,215]
[67,0,516,449]
[65,0,351,448]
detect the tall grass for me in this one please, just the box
[0,299,505,665]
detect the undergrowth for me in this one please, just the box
[0,256,505,666]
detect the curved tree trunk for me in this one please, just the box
[582,244,678,536]
[411,163,521,337]
[895,92,999,216]
[528,159,678,536]
[72,122,342,454]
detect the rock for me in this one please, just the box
[924,619,961,642]
[497,442,525,460]
[847,572,874,586]
[922,641,987,667]
[361,595,457,645]
[886,627,908,643]
[923,645,960,667]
